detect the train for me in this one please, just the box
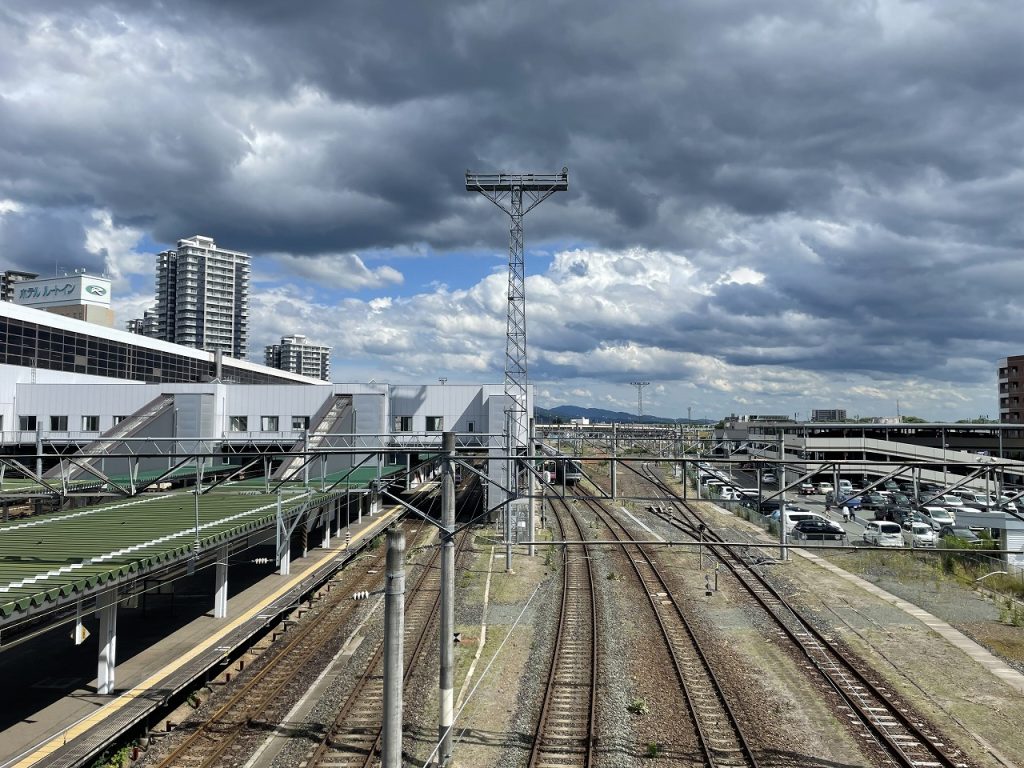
[555,458,583,485]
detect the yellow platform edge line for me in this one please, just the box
[13,507,400,768]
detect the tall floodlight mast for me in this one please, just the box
[465,168,569,482]
[630,381,650,418]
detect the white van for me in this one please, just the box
[863,520,903,547]
[903,522,936,548]
[838,479,853,492]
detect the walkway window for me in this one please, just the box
[230,415,248,431]
[82,415,100,431]
[19,415,36,431]
[394,416,412,432]
[50,415,68,431]
[426,416,443,431]
[261,415,279,431]
[292,416,309,430]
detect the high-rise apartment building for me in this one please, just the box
[811,408,847,422]
[126,308,159,337]
[998,355,1024,424]
[154,235,250,358]
[265,334,332,381]
[1,269,39,302]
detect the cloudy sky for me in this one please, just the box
[1,1,1022,420]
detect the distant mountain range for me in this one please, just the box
[535,405,715,425]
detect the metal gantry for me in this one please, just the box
[465,168,568,486]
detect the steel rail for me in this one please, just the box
[576,493,759,768]
[639,465,970,768]
[528,491,598,768]
[307,482,481,768]
[148,522,409,768]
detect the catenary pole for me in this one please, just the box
[382,528,406,768]
[438,431,456,765]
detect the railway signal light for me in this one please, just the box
[704,574,713,596]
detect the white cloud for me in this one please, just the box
[265,253,403,291]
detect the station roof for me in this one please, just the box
[0,463,403,622]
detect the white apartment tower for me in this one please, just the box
[155,235,250,358]
[265,334,332,381]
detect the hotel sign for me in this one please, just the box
[13,275,112,308]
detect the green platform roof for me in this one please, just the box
[0,485,346,620]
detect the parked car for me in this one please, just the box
[827,490,862,509]
[919,506,956,530]
[937,526,985,547]
[952,489,993,509]
[772,509,827,533]
[792,518,846,541]
[798,482,816,495]
[997,495,1019,512]
[720,487,740,501]
[815,481,834,494]
[862,520,904,547]
[890,507,925,527]
[939,494,964,507]
[762,472,778,485]
[859,492,887,512]
[902,522,936,548]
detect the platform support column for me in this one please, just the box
[528,418,536,558]
[214,545,229,619]
[382,528,406,768]
[370,485,380,516]
[97,590,118,695]
[323,510,331,549]
[277,492,290,576]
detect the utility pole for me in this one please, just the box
[466,168,568,502]
[630,381,650,418]
[382,527,406,768]
[438,432,456,766]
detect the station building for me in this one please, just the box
[0,299,525,505]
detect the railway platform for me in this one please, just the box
[0,502,403,768]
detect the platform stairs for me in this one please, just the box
[272,394,352,481]
[42,393,175,481]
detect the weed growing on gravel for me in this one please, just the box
[627,698,649,716]
[646,742,662,758]
[606,571,624,581]
[999,597,1024,627]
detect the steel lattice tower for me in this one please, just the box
[631,381,650,418]
[466,168,568,467]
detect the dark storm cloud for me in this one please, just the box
[1,0,1022,396]
[0,207,105,275]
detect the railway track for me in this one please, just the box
[531,491,598,768]
[305,483,480,768]
[149,521,419,768]
[569,490,759,768]
[149,478,479,768]
[635,463,972,768]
